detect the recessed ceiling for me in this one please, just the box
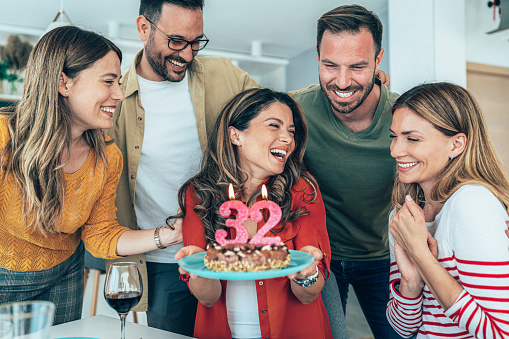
[2,0,387,59]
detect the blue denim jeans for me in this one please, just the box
[330,258,404,339]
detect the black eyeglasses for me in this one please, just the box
[145,17,209,51]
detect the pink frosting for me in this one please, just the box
[215,200,249,245]
[248,200,282,246]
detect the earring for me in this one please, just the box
[65,92,68,96]
[450,153,454,160]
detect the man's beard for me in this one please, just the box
[320,72,376,115]
[145,33,189,82]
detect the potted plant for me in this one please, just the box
[0,35,32,95]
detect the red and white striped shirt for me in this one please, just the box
[387,185,509,338]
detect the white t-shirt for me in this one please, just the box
[135,74,202,263]
[226,280,262,338]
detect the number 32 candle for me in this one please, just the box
[215,184,282,246]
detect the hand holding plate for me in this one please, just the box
[287,245,322,280]
[175,245,205,277]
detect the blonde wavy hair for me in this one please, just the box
[0,26,122,235]
[391,82,509,213]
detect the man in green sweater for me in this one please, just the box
[292,5,401,338]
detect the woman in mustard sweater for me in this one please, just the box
[0,26,180,324]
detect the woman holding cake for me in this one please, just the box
[386,82,509,338]
[174,88,333,339]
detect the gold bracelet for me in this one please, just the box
[154,226,165,250]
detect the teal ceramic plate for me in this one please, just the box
[178,250,314,280]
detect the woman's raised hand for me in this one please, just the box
[390,195,429,257]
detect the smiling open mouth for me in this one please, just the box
[334,91,354,98]
[168,59,186,68]
[270,149,287,160]
[398,161,418,168]
[101,107,115,113]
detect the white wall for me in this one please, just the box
[435,1,467,85]
[236,61,287,91]
[388,0,466,95]
[286,47,318,92]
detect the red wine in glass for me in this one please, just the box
[105,291,142,314]
[104,262,143,339]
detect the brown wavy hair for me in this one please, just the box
[317,5,383,57]
[0,26,121,235]
[169,88,318,242]
[391,82,509,213]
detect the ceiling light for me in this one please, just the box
[43,0,73,36]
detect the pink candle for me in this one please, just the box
[249,184,282,246]
[215,184,249,245]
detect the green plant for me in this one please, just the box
[0,35,32,93]
[0,60,20,82]
[0,60,21,93]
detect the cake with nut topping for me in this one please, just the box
[204,243,290,272]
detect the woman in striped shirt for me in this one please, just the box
[386,82,509,338]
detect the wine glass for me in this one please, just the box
[104,262,143,339]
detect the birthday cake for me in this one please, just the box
[204,242,290,272]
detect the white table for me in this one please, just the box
[50,315,194,339]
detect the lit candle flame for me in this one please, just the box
[261,184,268,200]
[228,183,235,200]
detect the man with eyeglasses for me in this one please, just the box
[106,0,258,336]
